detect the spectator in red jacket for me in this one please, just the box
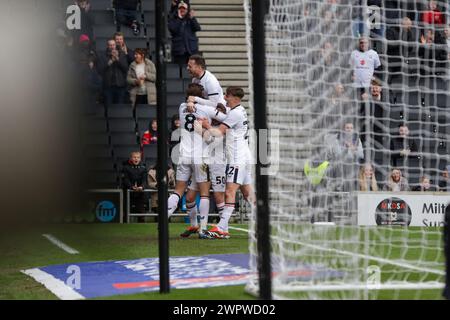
[422,0,445,26]
[141,119,158,146]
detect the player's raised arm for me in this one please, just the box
[198,118,228,137]
[188,95,216,107]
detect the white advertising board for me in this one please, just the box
[357,192,449,227]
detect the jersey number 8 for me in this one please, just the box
[185,114,196,132]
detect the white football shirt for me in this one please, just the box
[179,103,227,160]
[192,70,225,105]
[222,105,251,164]
[349,49,381,88]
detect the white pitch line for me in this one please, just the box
[227,226,445,276]
[22,268,85,300]
[42,234,79,255]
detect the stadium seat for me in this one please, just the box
[106,104,134,119]
[87,170,119,189]
[87,158,116,172]
[110,132,139,146]
[85,145,113,158]
[83,118,108,134]
[114,145,141,161]
[141,0,155,11]
[108,118,136,133]
[136,104,157,120]
[85,132,110,146]
[142,144,158,162]
[167,64,182,79]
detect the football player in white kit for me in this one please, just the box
[167,84,227,235]
[187,54,225,105]
[198,87,253,239]
[179,54,229,237]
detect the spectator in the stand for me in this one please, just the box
[97,39,129,105]
[122,151,148,216]
[74,0,94,41]
[329,84,353,115]
[336,122,364,162]
[351,0,367,38]
[421,0,446,26]
[384,168,409,192]
[349,37,381,91]
[320,9,335,35]
[169,114,181,157]
[386,17,419,78]
[358,163,379,191]
[413,175,437,191]
[420,28,435,46]
[360,79,385,146]
[168,1,201,65]
[141,119,158,146]
[445,25,450,50]
[351,0,384,38]
[390,124,418,167]
[114,32,135,65]
[77,35,102,105]
[127,48,157,106]
[148,164,176,212]
[327,122,363,191]
[445,25,450,60]
[113,0,140,35]
[187,54,225,105]
[170,0,191,16]
[439,166,450,192]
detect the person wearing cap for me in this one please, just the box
[168,1,201,65]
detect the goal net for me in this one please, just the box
[244,0,448,299]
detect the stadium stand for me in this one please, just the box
[74,0,191,188]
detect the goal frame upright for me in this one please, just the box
[251,0,272,301]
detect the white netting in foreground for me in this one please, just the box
[244,0,448,299]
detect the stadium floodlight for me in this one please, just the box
[244,0,448,299]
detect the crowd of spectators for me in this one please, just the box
[316,0,450,193]
[68,0,449,195]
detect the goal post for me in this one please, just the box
[244,0,448,300]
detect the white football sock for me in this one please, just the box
[167,193,181,217]
[216,202,225,219]
[199,196,210,231]
[217,204,234,232]
[186,202,198,227]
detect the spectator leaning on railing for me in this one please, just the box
[127,48,157,106]
[358,163,379,191]
[121,151,149,216]
[148,164,176,212]
[412,175,437,192]
[383,168,410,192]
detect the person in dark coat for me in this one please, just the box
[168,1,201,65]
[72,0,94,42]
[390,124,418,168]
[122,151,149,216]
[113,0,141,35]
[96,39,129,106]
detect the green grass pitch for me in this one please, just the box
[0,223,445,300]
